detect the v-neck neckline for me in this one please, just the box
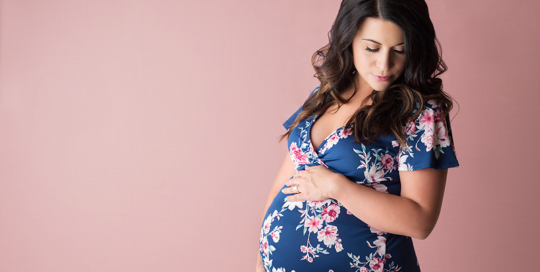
[308,114,350,155]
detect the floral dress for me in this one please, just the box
[259,86,459,272]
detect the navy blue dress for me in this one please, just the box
[259,86,459,272]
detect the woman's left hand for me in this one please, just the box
[282,165,340,202]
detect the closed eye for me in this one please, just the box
[365,46,405,55]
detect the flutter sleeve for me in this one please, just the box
[396,99,460,171]
[282,86,320,130]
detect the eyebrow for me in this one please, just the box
[362,39,404,46]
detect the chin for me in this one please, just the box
[370,82,392,92]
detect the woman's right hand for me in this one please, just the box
[255,253,265,272]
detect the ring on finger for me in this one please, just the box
[293,184,299,193]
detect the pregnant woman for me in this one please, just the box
[256,0,459,271]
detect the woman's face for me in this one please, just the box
[351,17,407,91]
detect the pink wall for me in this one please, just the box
[1,0,539,271]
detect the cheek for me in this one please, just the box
[393,58,407,75]
[354,51,375,71]
[397,57,407,69]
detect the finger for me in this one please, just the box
[285,194,303,203]
[286,178,291,187]
[287,173,301,185]
[285,178,296,188]
[281,184,300,195]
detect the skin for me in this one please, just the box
[256,18,448,271]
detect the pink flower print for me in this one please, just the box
[263,255,271,267]
[327,133,340,147]
[321,204,340,223]
[421,129,435,151]
[305,216,323,233]
[301,245,307,253]
[270,230,280,243]
[369,224,385,235]
[320,132,341,154]
[302,254,314,262]
[381,154,394,170]
[364,165,386,183]
[321,142,328,152]
[263,215,272,234]
[360,267,369,272]
[335,238,344,252]
[418,108,435,131]
[366,183,388,193]
[290,142,309,165]
[397,155,409,171]
[404,120,416,135]
[435,121,450,148]
[435,108,443,123]
[369,257,386,272]
[317,225,338,246]
[339,127,353,138]
[373,236,387,256]
[261,236,269,255]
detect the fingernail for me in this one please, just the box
[281,189,285,194]
[284,197,288,202]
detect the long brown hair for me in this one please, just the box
[280,0,455,148]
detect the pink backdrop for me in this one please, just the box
[1,0,539,271]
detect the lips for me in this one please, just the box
[372,74,391,81]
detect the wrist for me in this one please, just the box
[328,172,348,200]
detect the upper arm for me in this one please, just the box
[395,100,458,238]
[399,167,448,238]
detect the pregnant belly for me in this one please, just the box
[259,184,384,266]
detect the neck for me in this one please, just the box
[344,74,373,107]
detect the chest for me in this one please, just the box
[288,117,402,192]
[310,104,358,151]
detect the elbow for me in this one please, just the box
[412,222,436,240]
[410,207,440,240]
[414,229,431,240]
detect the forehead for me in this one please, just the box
[356,17,404,44]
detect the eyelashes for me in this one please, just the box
[365,46,405,55]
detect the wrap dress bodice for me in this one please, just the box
[259,86,459,272]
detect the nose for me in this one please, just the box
[376,50,392,73]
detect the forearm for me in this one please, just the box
[330,175,433,240]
